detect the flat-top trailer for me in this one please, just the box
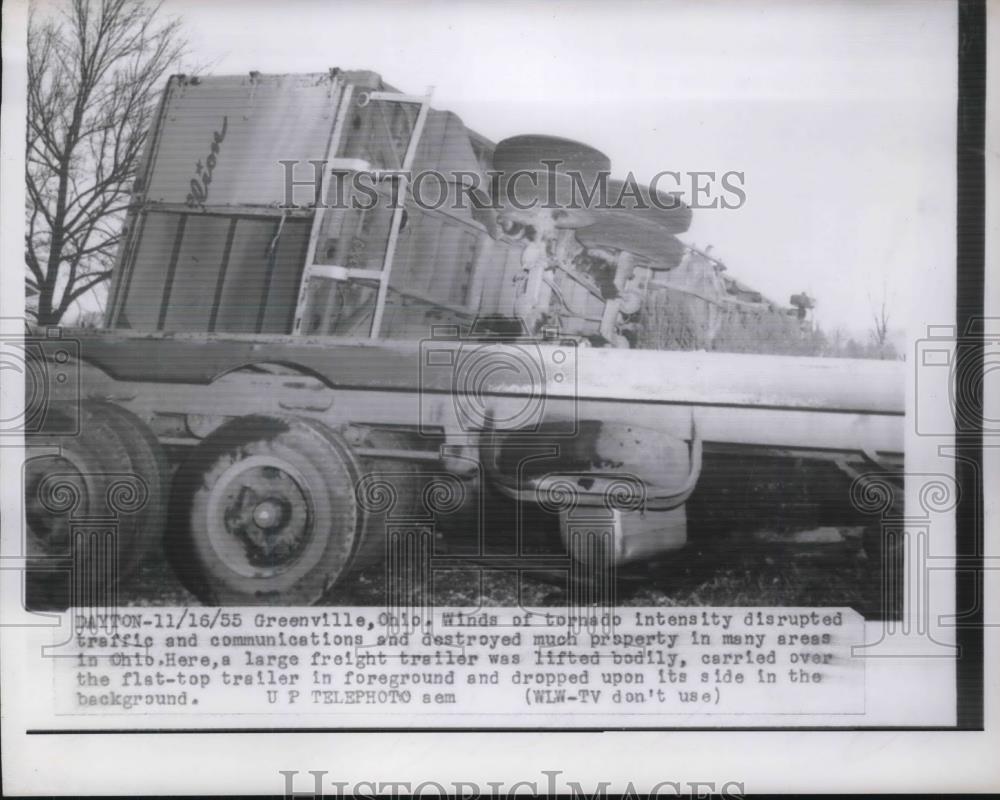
[24,70,904,606]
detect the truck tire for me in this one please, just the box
[83,401,170,578]
[170,415,365,605]
[594,177,692,234]
[24,401,153,608]
[493,134,611,179]
[575,214,687,270]
[491,134,611,228]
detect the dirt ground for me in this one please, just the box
[25,451,898,618]
[123,526,894,619]
[120,453,900,620]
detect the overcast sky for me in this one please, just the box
[118,0,960,335]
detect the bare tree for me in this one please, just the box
[25,0,186,325]
[869,292,891,359]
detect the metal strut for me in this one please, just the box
[291,83,433,338]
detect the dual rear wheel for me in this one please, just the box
[24,401,169,607]
[26,405,406,607]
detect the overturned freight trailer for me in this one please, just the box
[24,70,904,606]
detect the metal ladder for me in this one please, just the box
[291,85,433,338]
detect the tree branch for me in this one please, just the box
[25,0,187,324]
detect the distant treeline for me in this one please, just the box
[639,288,900,360]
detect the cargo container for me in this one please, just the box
[24,69,904,606]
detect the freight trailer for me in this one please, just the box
[23,69,904,606]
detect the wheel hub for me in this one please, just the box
[209,457,315,577]
[252,498,287,529]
